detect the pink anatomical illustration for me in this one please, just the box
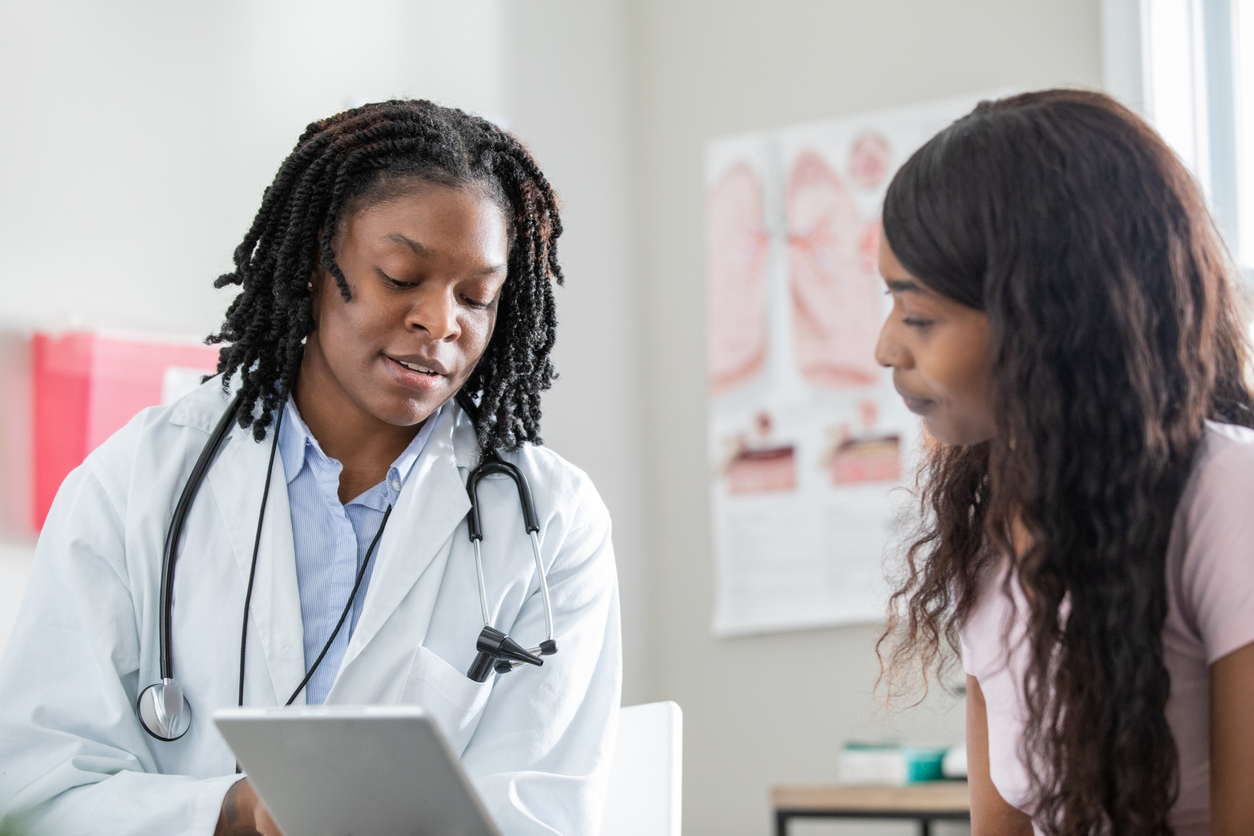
[707,161,770,396]
[786,149,883,389]
[724,412,797,495]
[826,400,901,485]
[849,131,892,190]
[858,220,880,275]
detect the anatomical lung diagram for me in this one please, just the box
[707,162,769,396]
[786,149,883,389]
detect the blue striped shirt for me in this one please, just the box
[278,398,441,704]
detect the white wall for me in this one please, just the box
[0,0,506,339]
[626,1,1104,833]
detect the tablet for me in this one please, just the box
[213,705,500,836]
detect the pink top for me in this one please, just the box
[960,422,1254,835]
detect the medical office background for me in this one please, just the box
[2,1,1251,834]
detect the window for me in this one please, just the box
[1103,0,1254,271]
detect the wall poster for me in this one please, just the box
[707,94,990,636]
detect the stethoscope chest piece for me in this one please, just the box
[468,626,544,682]
[137,678,192,741]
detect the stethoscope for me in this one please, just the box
[137,391,558,742]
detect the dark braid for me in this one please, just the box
[207,100,564,450]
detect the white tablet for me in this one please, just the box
[213,705,500,836]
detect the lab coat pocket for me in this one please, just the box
[400,645,493,756]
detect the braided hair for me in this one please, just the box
[207,99,563,451]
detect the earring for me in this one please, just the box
[307,281,313,291]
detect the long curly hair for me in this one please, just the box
[208,99,563,451]
[877,89,1254,834]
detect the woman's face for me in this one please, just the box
[874,235,996,446]
[302,181,509,431]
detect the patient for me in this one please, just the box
[875,90,1254,835]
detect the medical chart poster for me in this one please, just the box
[707,94,989,637]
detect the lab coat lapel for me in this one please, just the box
[339,405,472,671]
[207,423,306,705]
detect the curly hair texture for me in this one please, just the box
[877,90,1254,834]
[208,99,563,451]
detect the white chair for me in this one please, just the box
[600,701,683,836]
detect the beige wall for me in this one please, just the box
[625,2,1103,833]
[501,1,653,705]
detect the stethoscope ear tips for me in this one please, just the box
[137,678,193,741]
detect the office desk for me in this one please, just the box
[772,782,970,836]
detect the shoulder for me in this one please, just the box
[446,403,609,529]
[75,377,233,510]
[1176,420,1254,551]
[34,380,232,585]
[1171,422,1254,663]
[445,405,612,552]
[1179,422,1254,526]
[498,445,618,595]
[1192,421,1254,482]
[500,443,611,533]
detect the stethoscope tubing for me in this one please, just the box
[529,531,555,644]
[471,530,555,655]
[465,457,555,649]
[142,391,556,740]
[239,401,285,708]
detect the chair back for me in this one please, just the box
[600,701,683,836]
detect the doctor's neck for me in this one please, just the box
[292,368,425,506]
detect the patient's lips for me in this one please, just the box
[894,384,933,415]
[786,149,883,389]
[707,162,769,396]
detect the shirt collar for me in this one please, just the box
[277,397,443,493]
[389,405,441,487]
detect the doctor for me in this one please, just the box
[0,100,621,836]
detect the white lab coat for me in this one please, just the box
[0,379,621,836]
